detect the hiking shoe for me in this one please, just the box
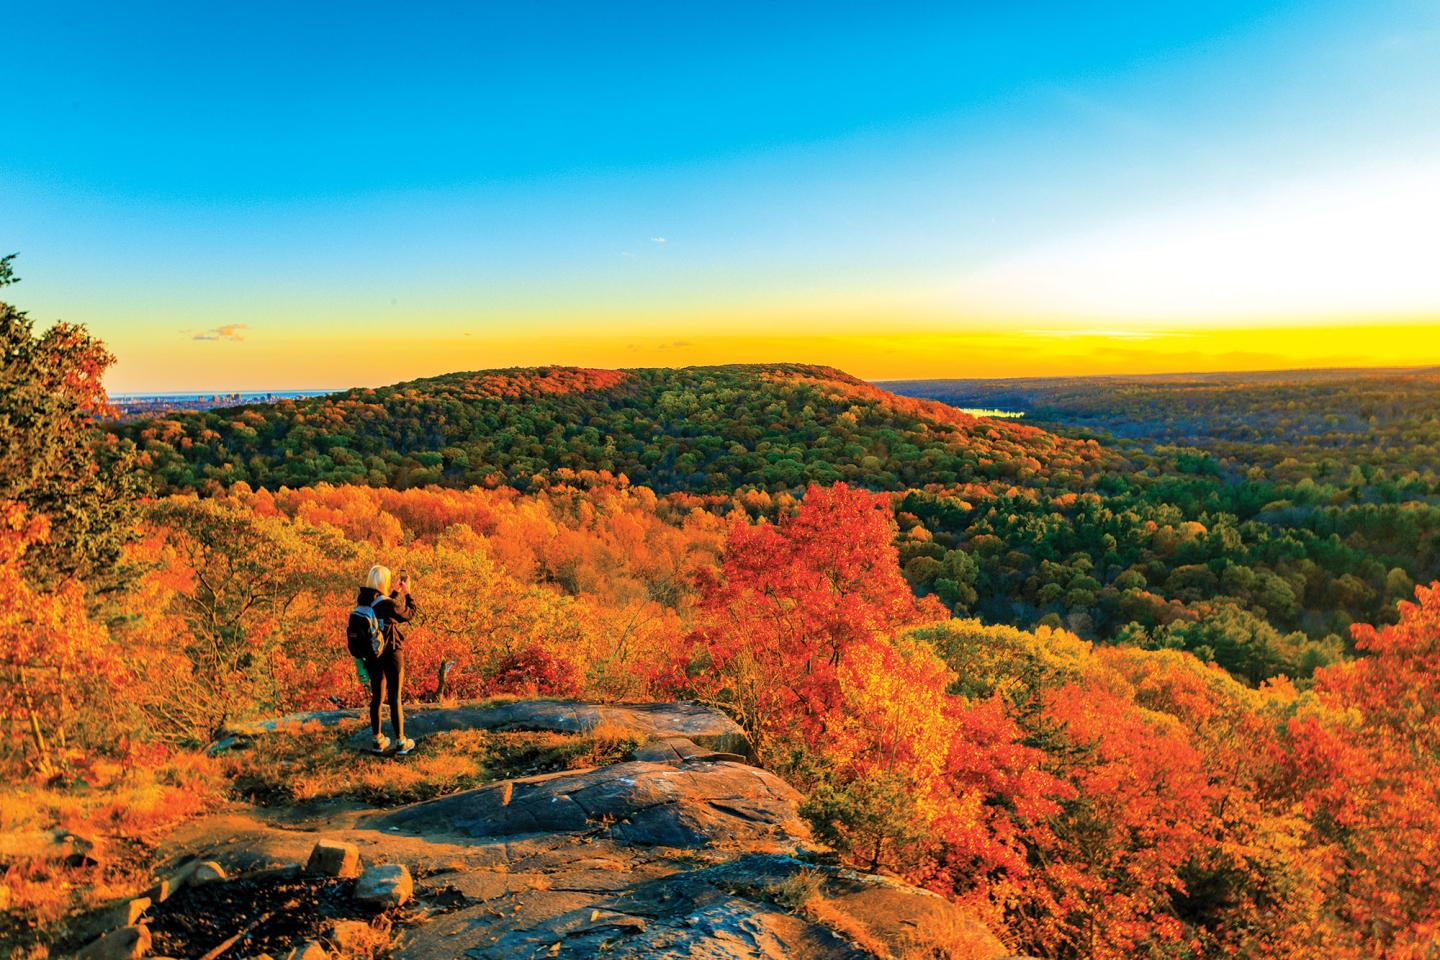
[395,738,416,756]
[371,733,391,753]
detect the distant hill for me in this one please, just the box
[116,363,1105,494]
[886,367,1440,473]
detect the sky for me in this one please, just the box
[4,1,1440,391]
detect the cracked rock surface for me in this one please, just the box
[368,760,810,848]
[166,701,1014,959]
[212,698,750,757]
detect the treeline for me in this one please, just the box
[886,371,1440,673]
[118,363,1439,680]
[894,474,1427,681]
[890,368,1440,478]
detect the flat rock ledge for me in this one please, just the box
[209,699,749,757]
[162,699,1020,959]
[368,759,811,849]
[407,852,1013,960]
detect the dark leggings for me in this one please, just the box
[366,648,405,739]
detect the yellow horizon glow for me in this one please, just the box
[86,157,1440,393]
[104,319,1440,393]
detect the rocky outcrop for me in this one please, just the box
[352,864,413,909]
[369,759,810,848]
[304,839,361,878]
[73,925,150,960]
[437,853,1009,960]
[209,698,750,757]
[144,701,1013,960]
[0,828,105,868]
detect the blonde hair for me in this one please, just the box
[365,564,392,595]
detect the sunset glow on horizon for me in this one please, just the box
[6,2,1440,392]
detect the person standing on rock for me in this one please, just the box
[354,564,417,755]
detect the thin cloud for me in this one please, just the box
[649,236,667,245]
[192,323,248,342]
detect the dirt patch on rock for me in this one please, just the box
[145,871,372,957]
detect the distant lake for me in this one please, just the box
[957,408,1025,419]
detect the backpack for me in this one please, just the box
[346,599,386,659]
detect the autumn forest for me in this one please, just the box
[4,257,1440,959]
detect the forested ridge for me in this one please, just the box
[889,369,1440,668]
[888,367,1440,473]
[117,363,1434,681]
[116,363,1103,495]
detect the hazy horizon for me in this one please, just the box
[97,356,1440,399]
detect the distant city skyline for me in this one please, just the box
[5,1,1439,391]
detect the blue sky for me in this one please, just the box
[4,1,1439,389]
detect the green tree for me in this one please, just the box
[0,254,144,585]
[150,497,356,737]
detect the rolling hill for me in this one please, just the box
[113,362,1440,672]
[117,363,1108,495]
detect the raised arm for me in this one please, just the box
[384,590,416,623]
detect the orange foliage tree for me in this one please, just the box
[680,482,946,755]
[0,503,117,773]
[911,619,1338,959]
[679,483,1069,921]
[0,253,142,587]
[1276,583,1440,958]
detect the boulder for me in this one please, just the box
[143,859,209,904]
[326,919,377,955]
[0,828,105,868]
[190,861,227,885]
[284,942,329,960]
[353,864,413,909]
[693,855,1010,959]
[75,924,151,960]
[143,860,198,904]
[305,839,361,879]
[370,760,809,849]
[100,896,152,931]
[155,700,1015,959]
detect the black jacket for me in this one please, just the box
[356,587,416,655]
